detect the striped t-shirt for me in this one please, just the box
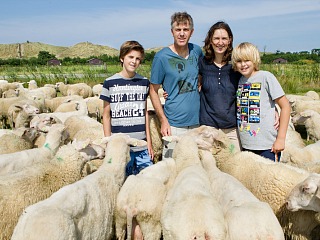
[100,73,150,151]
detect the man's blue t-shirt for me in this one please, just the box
[150,43,203,127]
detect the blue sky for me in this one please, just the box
[1,0,320,53]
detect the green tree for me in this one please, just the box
[37,51,56,65]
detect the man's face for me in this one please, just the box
[171,21,194,47]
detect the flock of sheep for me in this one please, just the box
[0,78,320,240]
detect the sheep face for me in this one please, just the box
[286,173,320,212]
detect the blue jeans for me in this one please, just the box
[242,148,281,162]
[126,149,153,176]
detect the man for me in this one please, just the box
[149,12,203,158]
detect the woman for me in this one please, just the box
[198,21,242,152]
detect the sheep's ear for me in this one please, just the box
[100,136,111,145]
[162,136,180,143]
[13,105,23,111]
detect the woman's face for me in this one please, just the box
[211,29,231,55]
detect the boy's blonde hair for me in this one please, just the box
[119,40,145,66]
[231,42,261,71]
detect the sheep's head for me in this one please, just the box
[286,173,320,212]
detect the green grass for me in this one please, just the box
[1,63,319,94]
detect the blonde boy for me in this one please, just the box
[232,42,291,161]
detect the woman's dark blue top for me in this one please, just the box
[199,56,241,129]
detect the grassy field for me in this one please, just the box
[0,63,319,94]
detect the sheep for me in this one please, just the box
[64,115,103,141]
[0,124,68,175]
[286,173,320,214]
[44,95,83,112]
[83,96,103,121]
[16,86,57,100]
[0,142,90,240]
[0,82,19,93]
[290,99,320,116]
[92,83,103,96]
[304,90,320,100]
[292,109,320,141]
[71,138,105,161]
[0,96,44,128]
[148,110,163,163]
[115,157,176,240]
[200,149,284,240]
[2,88,17,98]
[27,79,38,89]
[55,97,103,121]
[11,133,147,240]
[214,146,320,240]
[7,103,40,128]
[53,99,79,112]
[161,134,227,240]
[0,127,39,154]
[30,115,62,132]
[56,82,93,98]
[30,100,88,124]
[281,141,320,167]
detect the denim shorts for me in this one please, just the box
[126,149,153,176]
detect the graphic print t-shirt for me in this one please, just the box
[150,43,203,127]
[236,71,285,150]
[100,73,149,151]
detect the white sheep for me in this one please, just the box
[44,95,84,112]
[0,142,89,239]
[56,82,92,98]
[0,96,44,128]
[84,96,103,121]
[0,124,68,175]
[161,134,227,240]
[71,138,105,161]
[64,115,103,141]
[7,103,40,128]
[292,109,320,141]
[286,173,320,213]
[92,83,103,97]
[0,82,19,93]
[115,157,176,240]
[200,149,284,240]
[0,127,39,154]
[214,147,320,240]
[11,133,147,240]
[281,141,320,167]
[27,79,38,89]
[304,91,320,100]
[2,88,17,98]
[290,99,320,116]
[30,100,88,124]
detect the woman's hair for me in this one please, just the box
[231,42,261,71]
[171,12,194,30]
[203,21,233,63]
[119,40,145,66]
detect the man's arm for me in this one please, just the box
[149,83,171,136]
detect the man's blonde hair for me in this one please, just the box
[171,12,194,30]
[231,42,261,71]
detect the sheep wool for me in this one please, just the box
[12,133,144,240]
[0,143,88,239]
